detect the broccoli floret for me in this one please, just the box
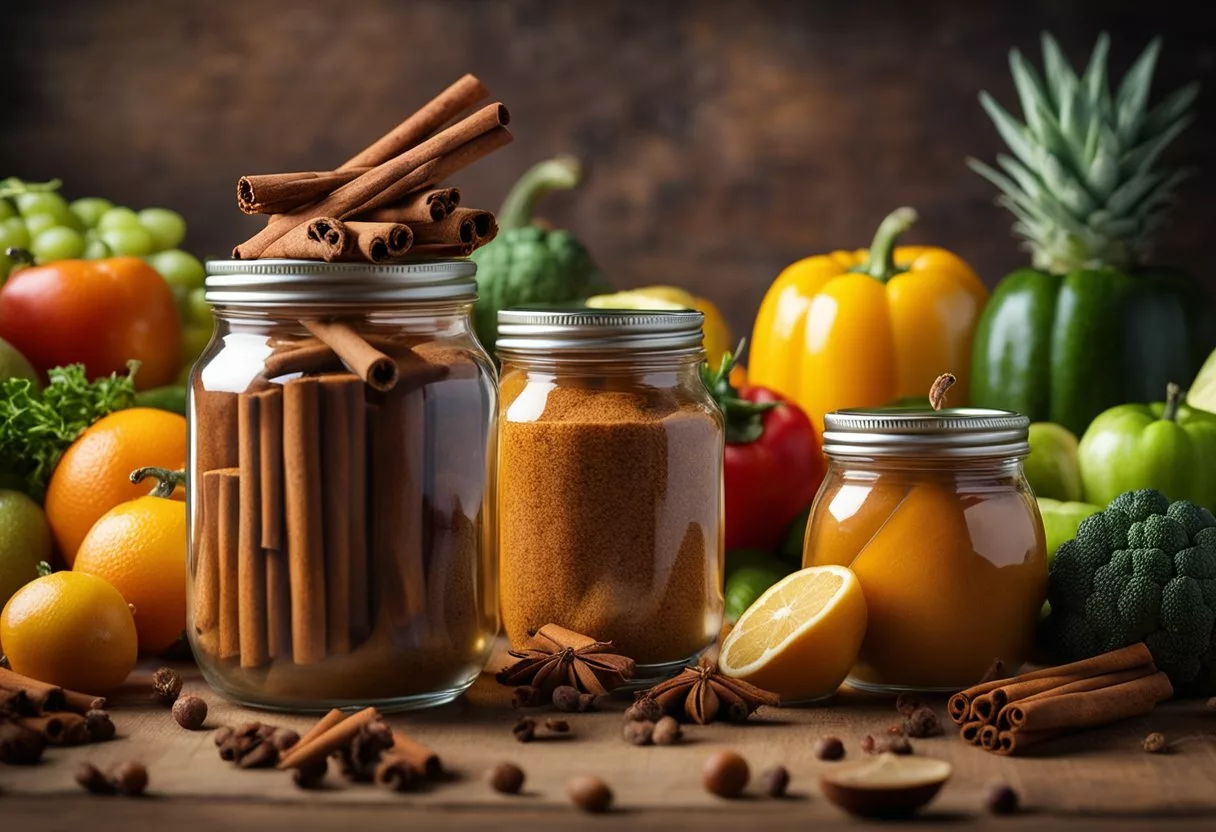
[1167,500,1216,538]
[1108,489,1170,523]
[1041,489,1216,694]
[1128,515,1190,554]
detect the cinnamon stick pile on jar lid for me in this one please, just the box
[232,74,508,262]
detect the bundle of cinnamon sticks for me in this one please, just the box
[0,667,112,763]
[950,644,1173,755]
[233,74,507,262]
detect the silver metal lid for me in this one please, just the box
[822,407,1030,459]
[496,307,705,356]
[204,258,477,307]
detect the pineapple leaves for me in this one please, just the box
[1082,33,1113,120]
[1041,34,1081,108]
[1115,37,1162,143]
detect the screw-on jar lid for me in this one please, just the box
[822,407,1031,459]
[204,258,477,307]
[496,307,705,357]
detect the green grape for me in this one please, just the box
[100,226,155,256]
[83,238,111,259]
[186,287,212,325]
[15,191,68,218]
[97,206,142,231]
[0,217,30,251]
[182,325,213,363]
[148,248,205,291]
[70,197,114,229]
[138,208,186,251]
[24,213,59,237]
[31,226,85,261]
[0,199,15,221]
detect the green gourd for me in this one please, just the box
[469,156,610,354]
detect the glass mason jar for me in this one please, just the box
[188,259,498,712]
[496,308,725,680]
[804,407,1047,692]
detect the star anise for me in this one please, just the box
[636,661,779,725]
[496,624,635,701]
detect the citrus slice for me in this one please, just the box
[585,291,686,311]
[1188,348,1216,415]
[718,565,867,702]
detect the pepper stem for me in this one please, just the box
[857,207,918,282]
[130,467,186,499]
[5,247,35,267]
[1161,382,1182,422]
[497,155,582,231]
[701,339,781,444]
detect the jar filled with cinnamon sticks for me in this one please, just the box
[188,259,498,711]
[496,308,725,678]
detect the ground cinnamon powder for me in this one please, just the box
[498,380,723,666]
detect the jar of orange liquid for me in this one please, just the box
[804,407,1047,692]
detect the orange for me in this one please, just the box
[45,407,186,565]
[1,570,138,693]
[74,472,187,654]
[718,565,867,703]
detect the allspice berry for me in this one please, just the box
[702,750,750,798]
[761,765,790,798]
[623,720,654,746]
[651,716,683,746]
[74,762,115,795]
[150,667,182,705]
[567,775,613,813]
[172,695,208,730]
[814,736,845,761]
[552,685,582,713]
[487,762,526,795]
[1142,732,1168,754]
[84,709,116,743]
[985,782,1020,815]
[624,697,664,723]
[109,761,149,796]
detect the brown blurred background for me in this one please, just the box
[2,0,1214,338]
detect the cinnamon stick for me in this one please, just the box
[238,171,364,215]
[348,387,370,644]
[193,469,221,637]
[238,394,269,668]
[302,320,399,392]
[1002,671,1173,732]
[371,388,427,627]
[256,387,285,550]
[948,643,1153,724]
[995,729,1067,756]
[407,242,476,258]
[276,706,380,770]
[0,668,103,715]
[340,74,489,170]
[381,729,442,779]
[214,467,242,661]
[233,108,511,259]
[320,375,361,655]
[979,665,1157,727]
[261,217,350,261]
[298,708,346,748]
[343,221,413,263]
[960,720,985,745]
[979,724,999,750]
[194,390,239,473]
[264,339,450,391]
[20,713,88,746]
[283,378,327,664]
[410,208,485,245]
[357,188,460,224]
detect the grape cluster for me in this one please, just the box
[0,178,212,375]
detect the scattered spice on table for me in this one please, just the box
[496,624,635,703]
[634,661,779,725]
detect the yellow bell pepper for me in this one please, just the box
[586,286,733,366]
[749,208,988,433]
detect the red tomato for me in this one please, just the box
[724,385,825,551]
[0,257,181,390]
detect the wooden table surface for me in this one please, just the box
[3,655,1216,831]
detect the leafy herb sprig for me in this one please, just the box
[0,362,139,498]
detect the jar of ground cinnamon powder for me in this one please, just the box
[496,308,725,677]
[188,259,498,711]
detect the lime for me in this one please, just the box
[724,550,794,623]
[0,490,52,638]
[1188,348,1216,416]
[0,336,39,387]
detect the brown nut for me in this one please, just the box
[651,716,683,746]
[577,693,597,712]
[1142,732,1168,754]
[75,762,116,795]
[903,707,943,738]
[292,757,328,790]
[512,717,536,743]
[109,761,149,796]
[814,736,845,761]
[544,718,570,734]
[84,709,116,743]
[703,750,750,798]
[487,761,526,795]
[623,720,654,746]
[624,697,664,722]
[894,692,925,716]
[862,734,912,755]
[552,685,581,712]
[761,765,790,798]
[567,775,613,813]
[172,695,208,730]
[985,782,1020,814]
[150,667,182,705]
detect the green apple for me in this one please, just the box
[1037,497,1101,562]
[1189,347,1216,416]
[0,336,38,388]
[1024,422,1083,502]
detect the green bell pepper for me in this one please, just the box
[1077,383,1216,510]
[971,267,1216,436]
